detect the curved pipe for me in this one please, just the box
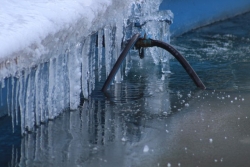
[150,39,206,89]
[102,35,206,92]
[101,33,140,92]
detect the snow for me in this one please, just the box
[0,0,107,59]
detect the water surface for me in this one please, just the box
[2,11,250,167]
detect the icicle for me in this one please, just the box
[63,50,70,107]
[82,37,90,98]
[11,77,15,115]
[40,63,49,123]
[48,58,56,119]
[98,29,104,82]
[55,54,65,115]
[104,26,112,78]
[11,77,15,133]
[15,80,19,125]
[7,77,10,116]
[114,21,123,83]
[18,71,27,134]
[0,82,2,107]
[89,35,96,93]
[25,68,35,131]
[1,78,5,88]
[35,64,41,126]
[68,46,81,109]
[110,26,117,82]
[54,56,60,117]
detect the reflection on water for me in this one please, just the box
[2,11,250,167]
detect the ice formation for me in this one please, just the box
[0,0,173,134]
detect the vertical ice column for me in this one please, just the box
[104,26,112,79]
[114,20,123,83]
[62,50,70,107]
[19,71,27,134]
[82,37,90,98]
[68,44,81,110]
[35,64,42,126]
[15,78,19,125]
[89,35,96,93]
[98,29,104,82]
[39,63,49,123]
[48,58,56,119]
[48,54,68,119]
[25,69,35,131]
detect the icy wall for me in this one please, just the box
[0,0,172,134]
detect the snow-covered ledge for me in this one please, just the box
[0,0,138,132]
[0,0,172,134]
[0,0,136,80]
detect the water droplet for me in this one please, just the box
[166,130,169,133]
[121,137,127,142]
[178,163,181,166]
[235,97,237,100]
[214,159,218,163]
[185,103,189,107]
[231,100,233,103]
[143,145,149,152]
[209,138,213,143]
[167,163,171,167]
[242,98,245,101]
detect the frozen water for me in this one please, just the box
[3,9,250,167]
[0,0,172,134]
